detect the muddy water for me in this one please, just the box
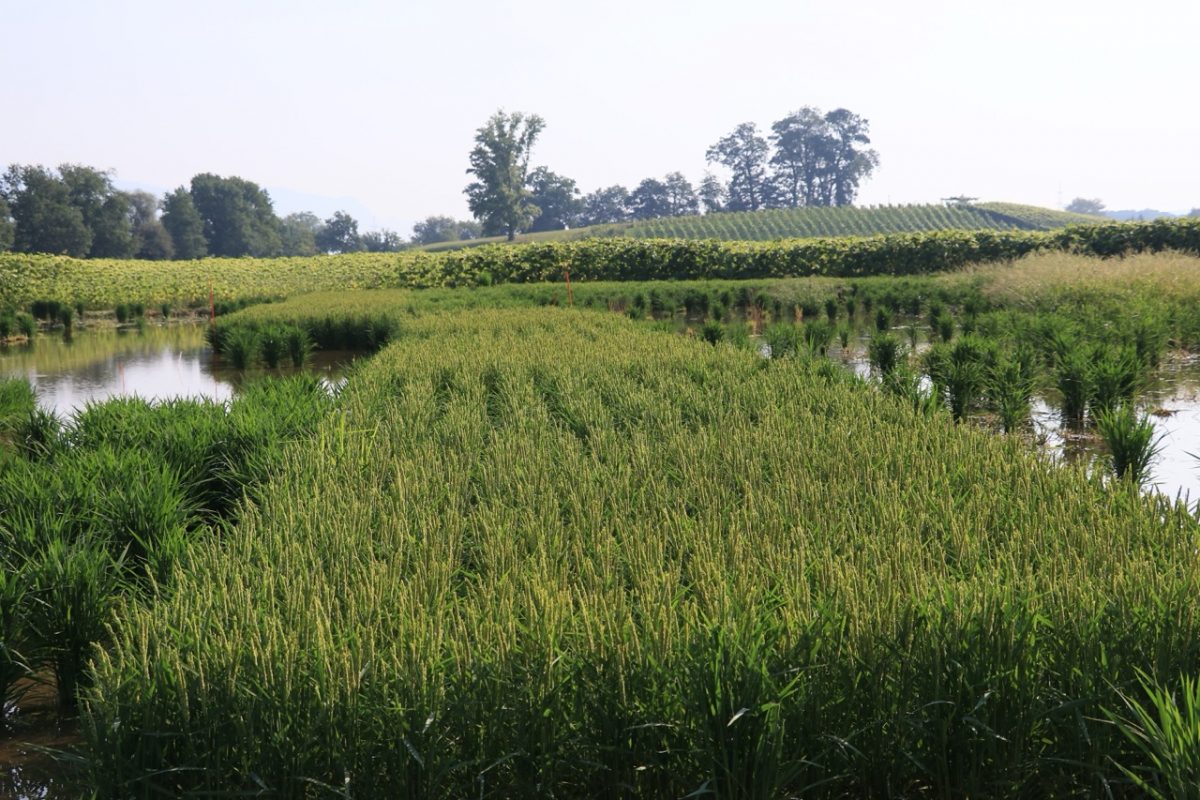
[0,325,358,416]
[1,681,81,799]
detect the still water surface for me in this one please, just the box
[0,325,357,416]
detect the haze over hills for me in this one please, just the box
[1103,209,1192,221]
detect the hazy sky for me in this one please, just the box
[3,0,1197,232]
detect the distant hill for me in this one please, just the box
[420,202,1105,252]
[1104,209,1181,222]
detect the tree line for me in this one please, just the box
[463,106,880,239]
[0,165,414,259]
[0,106,879,256]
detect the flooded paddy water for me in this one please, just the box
[827,325,1200,505]
[0,324,357,416]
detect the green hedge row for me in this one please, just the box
[399,219,1200,287]
[2,219,1198,309]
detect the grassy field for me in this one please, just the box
[418,202,1103,251]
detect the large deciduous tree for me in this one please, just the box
[1066,197,1105,215]
[127,191,174,260]
[161,187,207,260]
[59,164,134,257]
[189,173,281,257]
[698,173,726,214]
[578,186,630,227]
[770,107,832,208]
[527,167,582,232]
[278,212,321,256]
[627,178,672,220]
[706,123,773,212]
[465,110,545,240]
[315,211,362,254]
[767,107,878,207]
[823,108,878,207]
[411,216,481,245]
[1,165,92,256]
[0,196,16,253]
[360,229,406,252]
[663,172,699,216]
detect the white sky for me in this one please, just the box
[3,0,1197,233]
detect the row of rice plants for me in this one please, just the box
[82,307,1200,797]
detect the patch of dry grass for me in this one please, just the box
[963,250,1200,306]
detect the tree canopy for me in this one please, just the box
[578,186,630,227]
[1066,197,1106,215]
[161,187,208,260]
[1,165,93,256]
[527,168,582,232]
[411,216,481,245]
[464,110,545,240]
[706,123,773,212]
[189,173,281,258]
[315,211,362,254]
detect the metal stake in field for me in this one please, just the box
[564,268,574,307]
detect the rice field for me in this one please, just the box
[5,251,1200,796]
[70,303,1200,797]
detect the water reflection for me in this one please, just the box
[0,326,357,417]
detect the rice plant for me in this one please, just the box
[1090,346,1145,418]
[989,357,1036,433]
[259,326,287,369]
[1054,343,1093,424]
[874,306,892,332]
[15,407,62,460]
[883,366,943,418]
[763,324,802,359]
[867,332,904,377]
[0,561,31,725]
[285,325,312,367]
[802,319,835,356]
[1095,404,1162,485]
[57,304,75,333]
[27,537,125,709]
[942,358,985,422]
[701,320,725,345]
[1106,671,1200,800]
[15,312,36,338]
[225,327,259,370]
[934,312,954,342]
